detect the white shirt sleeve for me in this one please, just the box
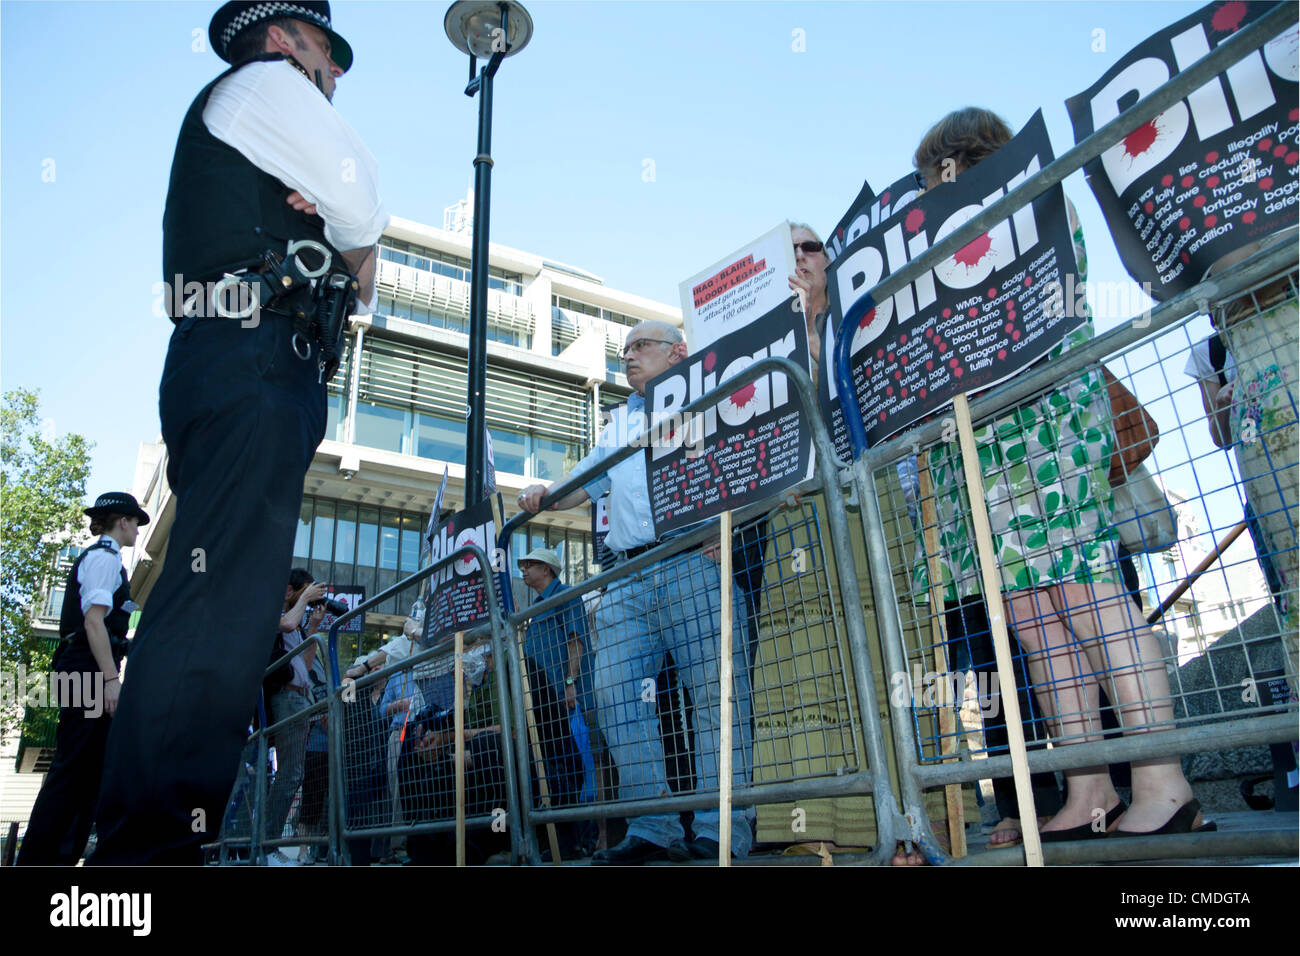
[203,60,389,256]
[78,550,122,615]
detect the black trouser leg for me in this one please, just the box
[92,316,325,865]
[18,678,111,866]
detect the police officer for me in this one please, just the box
[17,493,148,866]
[93,1,387,864]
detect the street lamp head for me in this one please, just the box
[444,1,533,59]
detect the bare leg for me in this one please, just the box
[1008,589,1121,833]
[1052,582,1198,832]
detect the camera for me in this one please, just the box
[320,597,349,616]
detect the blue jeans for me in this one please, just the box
[594,549,753,855]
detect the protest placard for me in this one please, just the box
[1066,1,1298,298]
[829,110,1080,449]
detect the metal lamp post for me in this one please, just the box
[444,1,533,506]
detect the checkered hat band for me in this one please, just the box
[220,2,330,51]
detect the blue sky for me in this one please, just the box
[3,0,1229,523]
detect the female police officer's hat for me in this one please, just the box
[210,1,354,73]
[84,492,151,526]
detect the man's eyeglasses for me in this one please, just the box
[621,338,675,360]
[793,240,824,255]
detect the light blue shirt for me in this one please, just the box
[573,393,657,552]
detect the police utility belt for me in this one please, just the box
[209,237,359,383]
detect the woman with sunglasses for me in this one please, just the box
[914,107,1210,842]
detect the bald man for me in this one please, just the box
[518,321,752,865]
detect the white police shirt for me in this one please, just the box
[203,59,388,312]
[79,536,127,615]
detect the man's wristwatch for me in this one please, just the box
[565,677,576,686]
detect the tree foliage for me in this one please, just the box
[1,388,93,684]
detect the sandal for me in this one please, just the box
[1040,801,1127,843]
[1110,799,1217,838]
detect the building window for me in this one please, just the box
[379,238,523,295]
[552,295,639,328]
[415,412,464,462]
[352,336,590,473]
[355,401,410,454]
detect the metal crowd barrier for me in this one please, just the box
[836,0,1298,865]
[497,355,905,864]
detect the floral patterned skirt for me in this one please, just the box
[1220,287,1298,647]
[922,366,1119,604]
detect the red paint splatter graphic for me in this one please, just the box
[967,307,978,318]
[919,388,928,399]
[747,428,755,438]
[1204,215,1218,228]
[1194,196,1207,208]
[886,386,894,396]
[894,370,903,380]
[900,354,909,366]
[1209,1,1247,34]
[1181,175,1194,188]
[1259,177,1274,190]
[1024,276,1033,288]
[949,358,960,368]
[899,333,908,345]
[1124,119,1161,160]
[1006,299,1015,310]
[1287,152,1299,166]
[1242,211,1257,225]
[1207,175,1220,188]
[1292,108,1299,122]
[1179,217,1191,230]
[925,360,934,371]
[1275,145,1288,158]
[953,367,963,379]
[878,411,887,422]
[940,309,950,320]
[1259,138,1273,151]
[938,343,948,354]
[858,307,877,330]
[877,348,885,359]
[887,351,895,362]
[901,387,908,398]
[1005,322,1015,333]
[953,232,993,269]
[987,287,997,298]
[1144,201,1155,214]
[1161,174,1174,188]
[1181,252,1191,264]
[1205,151,1219,163]
[997,349,1007,360]
[1012,330,1021,341]
[703,351,717,373]
[773,426,781,437]
[904,207,926,234]
[1007,309,1017,321]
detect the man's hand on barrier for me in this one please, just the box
[518,483,547,513]
[565,683,577,711]
[703,533,722,563]
[285,190,318,216]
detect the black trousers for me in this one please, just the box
[17,647,112,865]
[92,314,325,864]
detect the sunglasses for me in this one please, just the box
[793,240,824,255]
